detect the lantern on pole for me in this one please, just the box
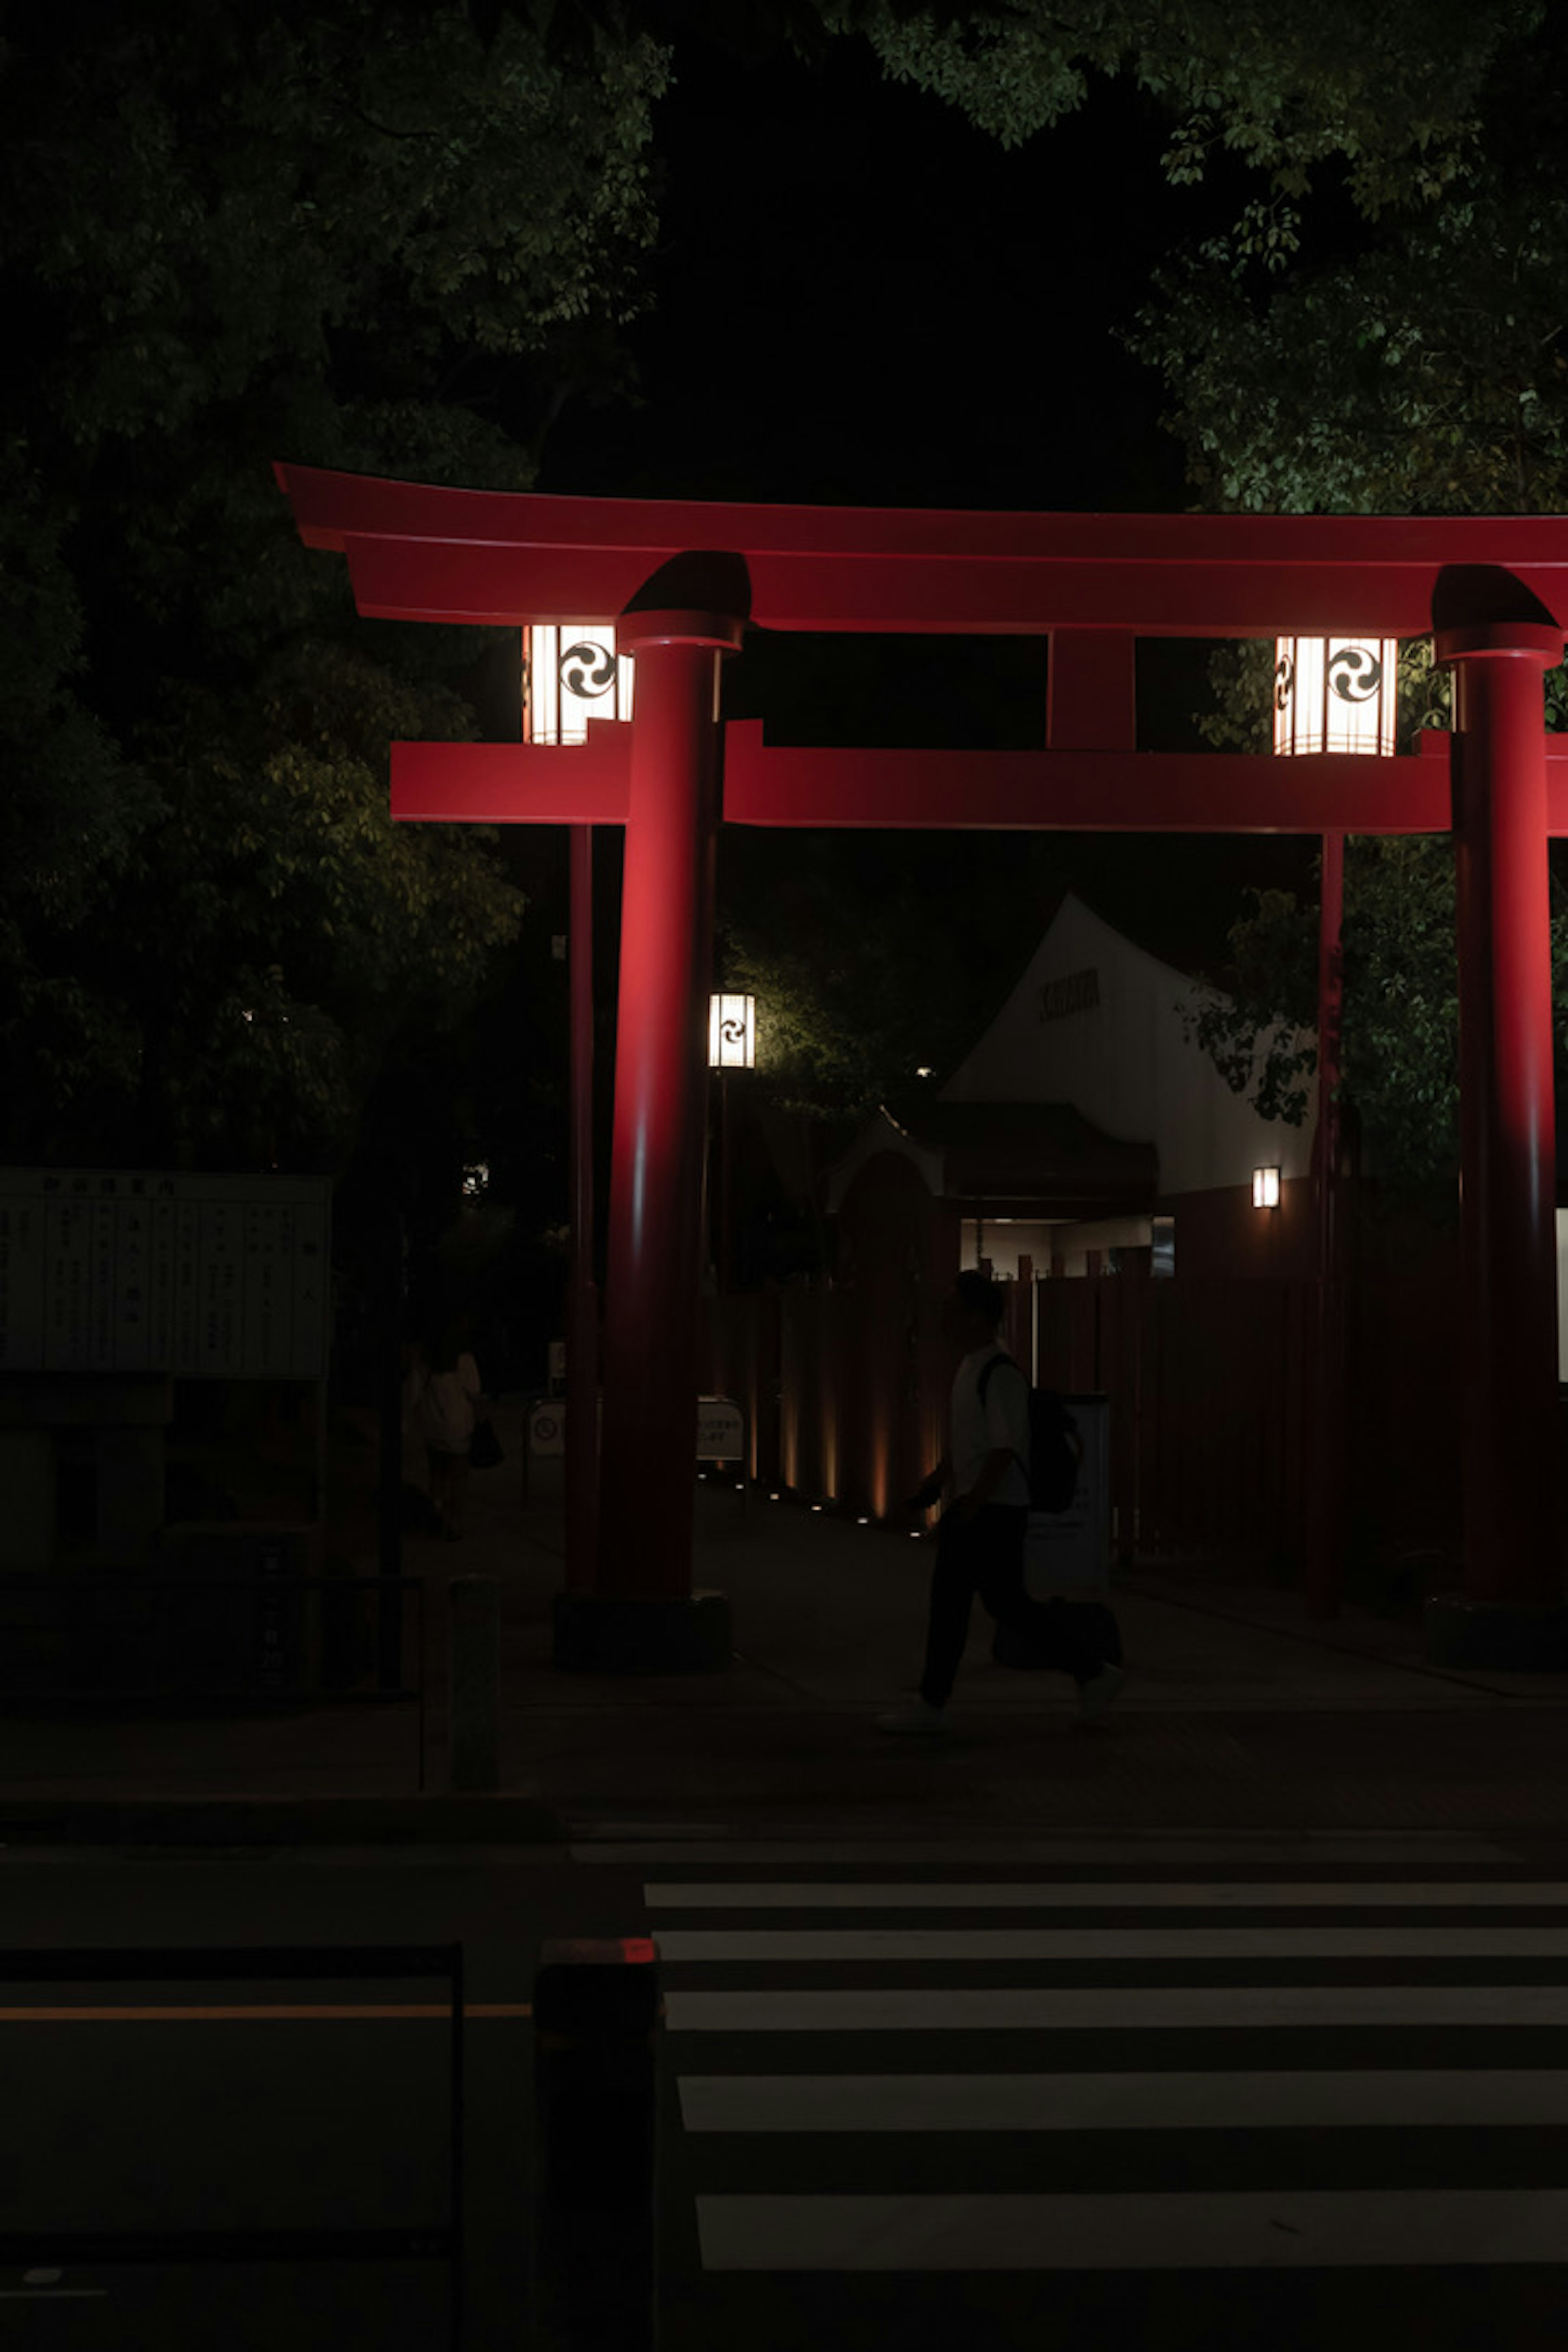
[1273,637,1398,757]
[1271,634,1396,1621]
[522,624,632,1595]
[707,995,756,1296]
[523,624,635,746]
[708,993,756,1070]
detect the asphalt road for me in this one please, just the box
[7,1833,1568,2350]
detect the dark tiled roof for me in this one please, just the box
[878,1099,1156,1216]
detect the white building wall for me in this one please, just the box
[940,893,1316,1197]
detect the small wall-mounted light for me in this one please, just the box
[708,993,756,1070]
[522,624,634,746]
[1252,1165,1282,1211]
[1273,637,1397,757]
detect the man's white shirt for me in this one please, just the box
[950,1343,1031,1507]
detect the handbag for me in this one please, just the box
[469,1417,503,1470]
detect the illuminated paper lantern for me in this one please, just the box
[708,994,756,1069]
[1273,638,1398,756]
[523,624,635,745]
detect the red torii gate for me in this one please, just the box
[276,464,1568,1672]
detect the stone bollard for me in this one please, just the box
[447,1575,500,1791]
[532,1937,662,2352]
[0,1431,55,1571]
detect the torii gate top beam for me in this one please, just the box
[276,463,1568,639]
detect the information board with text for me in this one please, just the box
[0,1170,331,1380]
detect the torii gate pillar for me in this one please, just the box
[1429,584,1566,1666]
[551,563,746,1674]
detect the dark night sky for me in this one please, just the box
[540,36,1191,511]
[534,33,1319,979]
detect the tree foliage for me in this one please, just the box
[1180,842,1568,1205]
[0,1,670,1172]
[1104,7,1568,1203]
[834,0,1540,220]
[1134,188,1568,520]
[715,836,1019,1125]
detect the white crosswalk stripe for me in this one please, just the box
[647,1855,1568,2276]
[667,1984,1568,2031]
[691,2187,1568,2273]
[659,1926,1568,1961]
[676,2070,1568,2132]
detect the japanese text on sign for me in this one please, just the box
[0,1170,331,1379]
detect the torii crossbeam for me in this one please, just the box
[278,464,1568,1672]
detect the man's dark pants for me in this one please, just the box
[918,1502,1102,1709]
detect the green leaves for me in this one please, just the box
[0,0,666,1173]
[845,0,1537,211]
[715,833,1003,1124]
[1185,834,1568,1205]
[1131,173,1568,518]
[1111,8,1568,1209]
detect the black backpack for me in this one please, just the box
[976,1353,1082,1514]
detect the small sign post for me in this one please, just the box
[696,1396,744,1465]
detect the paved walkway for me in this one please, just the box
[1,1396,1565,1844]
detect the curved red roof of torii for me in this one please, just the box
[275,461,1568,639]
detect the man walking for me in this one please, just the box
[875,1268,1125,1737]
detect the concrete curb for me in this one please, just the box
[0,1793,569,1846]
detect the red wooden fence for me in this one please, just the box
[702,1269,1462,1579]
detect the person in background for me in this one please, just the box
[413,1319,482,1541]
[875,1267,1124,1736]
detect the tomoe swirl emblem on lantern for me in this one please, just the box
[1274,651,1295,713]
[719,1012,746,1051]
[560,640,619,699]
[1327,644,1383,704]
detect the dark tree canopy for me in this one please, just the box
[1110,8,1568,1202]
[0,0,668,1173]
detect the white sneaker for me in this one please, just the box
[1074,1664,1125,1727]
[874,1699,950,1737]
